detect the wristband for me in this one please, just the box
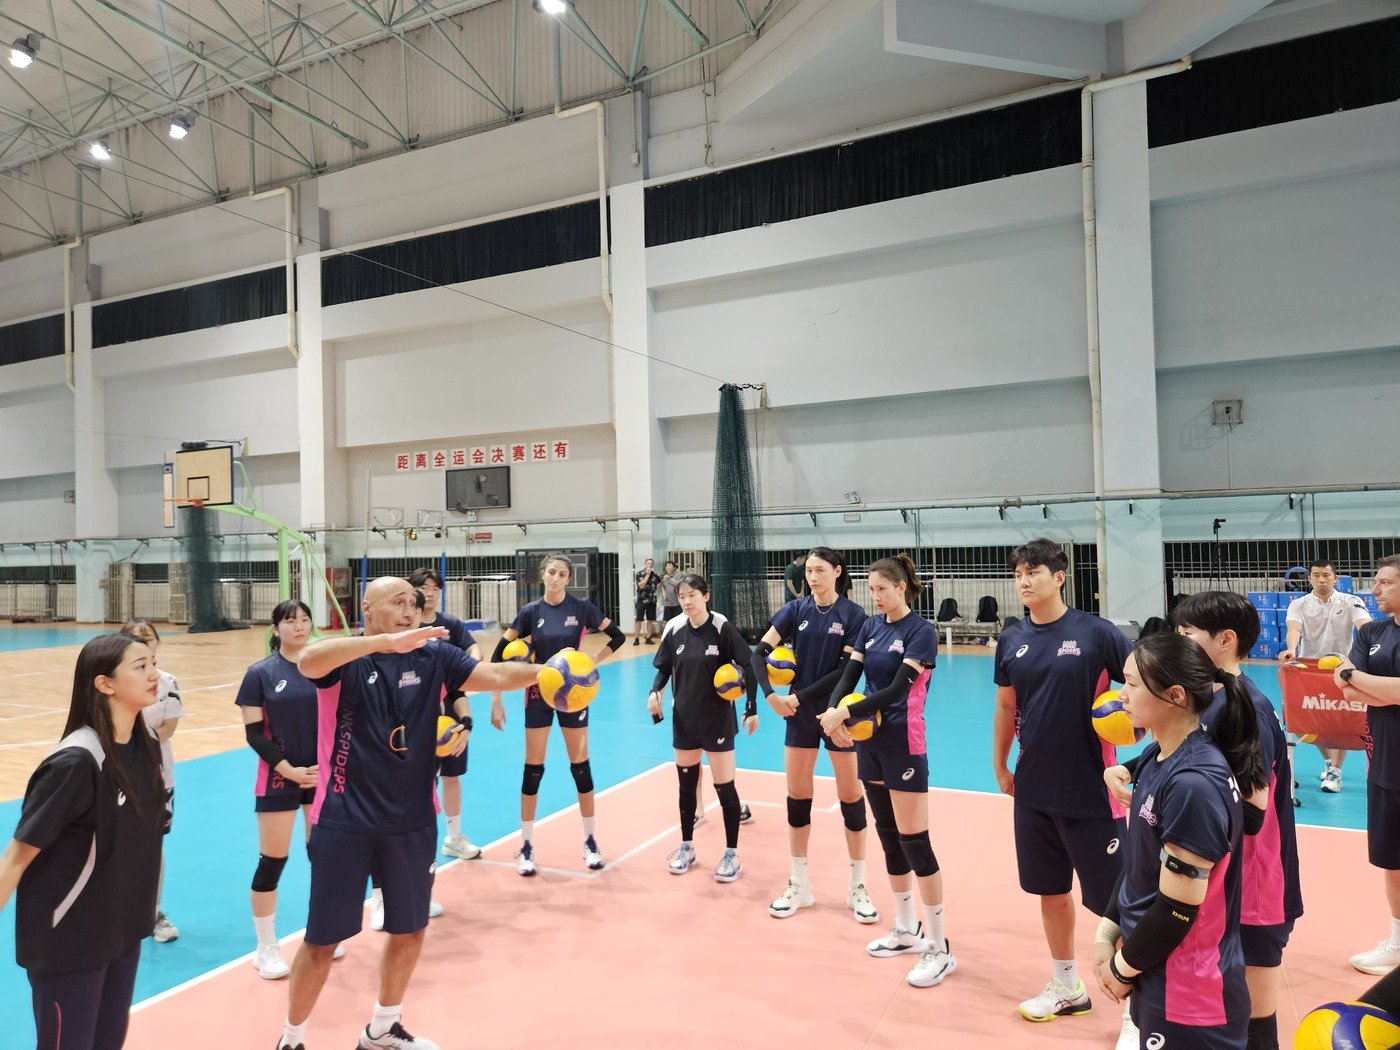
[1108,954,1136,985]
[456,714,474,732]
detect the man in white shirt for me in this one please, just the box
[1279,557,1371,792]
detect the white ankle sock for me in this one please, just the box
[849,858,866,887]
[791,856,809,883]
[1389,917,1400,945]
[583,816,596,837]
[281,1020,307,1047]
[368,1002,401,1039]
[446,814,461,838]
[922,902,946,951]
[895,891,918,932]
[522,820,534,844]
[254,913,277,947]
[1053,958,1079,987]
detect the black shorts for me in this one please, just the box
[856,725,927,792]
[305,823,436,945]
[1130,995,1247,1050]
[784,703,854,753]
[635,599,657,621]
[672,703,737,753]
[662,605,681,623]
[523,687,589,730]
[437,739,468,778]
[162,787,174,835]
[1240,918,1295,968]
[1013,802,1124,915]
[1368,781,1400,869]
[256,787,316,813]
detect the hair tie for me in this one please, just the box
[1213,667,1229,684]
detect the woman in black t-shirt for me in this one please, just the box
[0,632,164,1050]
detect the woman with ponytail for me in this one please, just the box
[816,553,954,990]
[1093,631,1266,1050]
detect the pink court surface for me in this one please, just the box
[129,766,1376,1048]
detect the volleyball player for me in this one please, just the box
[406,567,483,862]
[816,554,955,989]
[751,546,876,923]
[991,538,1133,1021]
[647,573,758,881]
[120,620,181,944]
[0,632,164,1050]
[275,577,540,1050]
[491,552,626,874]
[1092,631,1266,1050]
[235,599,329,980]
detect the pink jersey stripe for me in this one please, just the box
[1165,851,1232,1025]
[308,681,342,826]
[905,669,929,756]
[1241,770,1285,926]
[1100,736,1127,820]
[254,758,270,798]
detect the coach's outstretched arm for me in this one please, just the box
[298,626,449,679]
[460,659,542,695]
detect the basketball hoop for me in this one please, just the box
[187,499,206,509]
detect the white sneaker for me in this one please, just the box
[768,878,814,918]
[253,943,290,980]
[442,834,482,860]
[333,942,347,960]
[152,911,179,943]
[714,848,741,882]
[907,939,957,988]
[739,803,754,825]
[369,889,385,931]
[693,809,706,827]
[866,922,925,958]
[668,843,697,874]
[1116,1008,1139,1050]
[582,835,604,871]
[516,841,537,877]
[846,883,879,925]
[1351,939,1400,975]
[358,1021,439,1049]
[1018,979,1093,1022]
[428,901,444,919]
[1321,763,1343,793]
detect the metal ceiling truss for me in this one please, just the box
[0,0,788,256]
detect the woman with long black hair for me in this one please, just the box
[0,632,164,1049]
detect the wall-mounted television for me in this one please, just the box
[446,465,511,511]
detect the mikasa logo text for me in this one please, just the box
[1301,694,1366,712]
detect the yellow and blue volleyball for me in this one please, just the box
[501,638,533,662]
[1316,654,1344,671]
[714,662,745,702]
[1294,1000,1400,1050]
[434,714,459,757]
[1092,689,1144,746]
[538,649,599,712]
[766,645,797,688]
[839,693,881,742]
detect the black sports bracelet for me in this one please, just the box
[456,714,474,732]
[1108,954,1136,986]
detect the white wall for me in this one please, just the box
[0,473,74,542]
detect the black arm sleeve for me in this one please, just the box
[796,650,850,708]
[752,640,775,697]
[1102,867,1126,925]
[1119,893,1200,973]
[843,662,919,718]
[743,665,758,720]
[244,718,287,769]
[490,637,509,662]
[651,668,672,693]
[1242,800,1267,836]
[826,657,864,711]
[1122,754,1141,777]
[603,622,627,652]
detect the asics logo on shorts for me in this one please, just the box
[1106,838,1120,854]
[1015,645,1029,658]
[1372,643,1382,655]
[429,862,437,875]
[716,737,726,745]
[901,768,915,781]
[116,790,127,807]
[275,679,287,693]
[1145,1034,1166,1050]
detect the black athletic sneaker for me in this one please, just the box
[739,803,754,825]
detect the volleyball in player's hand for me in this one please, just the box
[766,645,797,688]
[1317,654,1344,671]
[502,638,533,662]
[714,662,745,702]
[1294,1000,1400,1049]
[1092,689,1144,746]
[839,693,881,742]
[539,650,600,712]
[435,714,461,757]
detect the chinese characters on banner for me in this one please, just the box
[394,439,569,472]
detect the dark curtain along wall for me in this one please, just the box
[92,267,286,348]
[321,201,599,307]
[709,385,767,641]
[645,92,1081,246]
[0,314,63,366]
[1148,15,1400,147]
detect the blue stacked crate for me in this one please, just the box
[1337,575,1354,594]
[1248,593,1281,658]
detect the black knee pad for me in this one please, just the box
[898,831,940,878]
[522,763,545,797]
[569,760,594,795]
[876,823,910,876]
[786,796,813,829]
[714,780,740,811]
[677,763,700,804]
[839,797,868,832]
[251,853,288,893]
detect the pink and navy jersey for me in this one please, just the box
[770,595,867,699]
[1120,730,1247,1028]
[425,611,475,651]
[512,594,606,664]
[1350,617,1400,789]
[235,653,318,800]
[994,608,1132,819]
[853,612,936,756]
[309,642,476,833]
[1203,675,1302,926]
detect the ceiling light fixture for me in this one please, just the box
[532,0,567,15]
[9,34,39,69]
[89,139,111,161]
[168,113,193,140]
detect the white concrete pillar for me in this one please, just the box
[70,246,118,622]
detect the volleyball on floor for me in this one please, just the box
[502,638,533,662]
[434,714,459,757]
[1293,1000,1400,1049]
[766,645,797,688]
[714,662,745,701]
[538,650,599,712]
[839,693,881,741]
[1092,689,1144,746]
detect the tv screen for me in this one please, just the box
[446,465,511,511]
